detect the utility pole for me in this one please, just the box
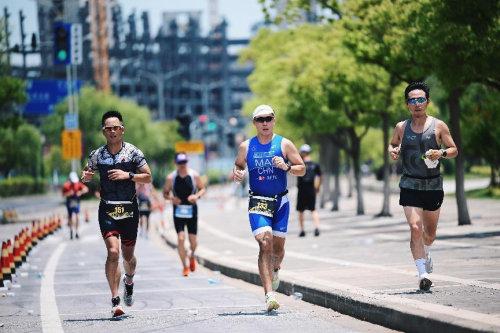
[19,10,26,78]
[3,7,10,67]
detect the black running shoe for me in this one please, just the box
[419,277,432,291]
[299,230,306,237]
[123,279,134,306]
[314,228,320,237]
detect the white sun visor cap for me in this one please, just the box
[69,171,79,183]
[252,104,275,119]
[300,144,312,153]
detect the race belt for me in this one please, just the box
[102,200,134,220]
[248,190,288,218]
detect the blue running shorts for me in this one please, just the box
[248,195,289,238]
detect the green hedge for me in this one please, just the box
[0,176,47,197]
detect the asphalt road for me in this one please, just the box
[0,213,397,333]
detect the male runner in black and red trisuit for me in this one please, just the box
[82,110,152,317]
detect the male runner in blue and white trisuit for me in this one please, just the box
[233,105,305,311]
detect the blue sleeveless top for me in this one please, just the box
[247,135,288,196]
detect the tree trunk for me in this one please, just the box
[448,89,471,225]
[346,157,353,198]
[491,164,499,187]
[319,135,333,208]
[349,129,364,215]
[377,111,392,217]
[331,140,340,211]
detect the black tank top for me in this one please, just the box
[399,118,443,190]
[172,172,197,206]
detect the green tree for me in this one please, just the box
[242,24,388,214]
[461,84,500,187]
[0,122,42,177]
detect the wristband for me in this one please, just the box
[286,164,292,172]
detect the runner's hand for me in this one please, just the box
[272,156,288,171]
[81,169,95,183]
[187,194,198,204]
[425,149,441,161]
[389,146,400,160]
[108,169,129,181]
[172,196,182,205]
[233,168,246,182]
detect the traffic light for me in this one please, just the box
[53,22,71,65]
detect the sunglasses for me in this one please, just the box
[254,116,274,123]
[102,125,123,132]
[407,97,427,105]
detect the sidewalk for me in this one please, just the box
[158,181,500,333]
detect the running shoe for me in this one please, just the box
[314,228,320,237]
[123,278,134,306]
[189,256,196,272]
[425,253,433,273]
[419,275,432,291]
[265,292,280,312]
[272,269,280,291]
[299,230,306,237]
[183,267,190,277]
[111,296,124,317]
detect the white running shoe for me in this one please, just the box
[111,305,124,318]
[272,269,280,291]
[425,253,433,273]
[265,292,280,312]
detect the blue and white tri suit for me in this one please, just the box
[246,134,290,238]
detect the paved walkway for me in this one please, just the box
[157,180,500,332]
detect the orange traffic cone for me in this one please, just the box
[31,220,38,246]
[7,239,15,276]
[1,241,11,282]
[13,236,22,268]
[25,227,32,254]
[19,231,27,263]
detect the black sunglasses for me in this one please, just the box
[102,125,123,132]
[254,116,274,123]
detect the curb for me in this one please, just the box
[158,228,495,333]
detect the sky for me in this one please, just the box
[1,0,265,65]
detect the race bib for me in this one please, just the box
[106,203,134,220]
[248,195,277,218]
[68,198,79,208]
[175,205,194,219]
[139,199,151,212]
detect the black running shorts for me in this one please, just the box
[399,188,444,211]
[296,187,316,212]
[98,200,139,246]
[173,217,197,235]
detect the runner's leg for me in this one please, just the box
[422,209,440,246]
[177,231,188,268]
[122,244,137,280]
[298,211,305,233]
[272,236,285,271]
[404,206,425,259]
[104,236,121,298]
[255,231,274,294]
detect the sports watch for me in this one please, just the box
[129,172,135,180]
[440,149,447,158]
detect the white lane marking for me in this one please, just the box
[56,286,235,297]
[59,304,264,316]
[198,220,500,291]
[40,243,67,333]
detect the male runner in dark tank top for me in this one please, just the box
[388,81,458,291]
